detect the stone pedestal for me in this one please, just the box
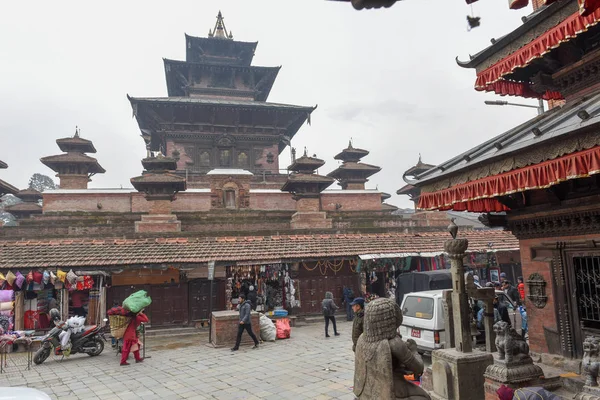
[576,386,600,400]
[483,353,558,400]
[135,214,181,233]
[210,310,260,348]
[430,348,493,400]
[290,211,332,229]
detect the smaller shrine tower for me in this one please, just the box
[328,141,381,190]
[0,160,18,198]
[4,189,43,219]
[40,128,105,189]
[131,155,186,233]
[397,156,435,210]
[282,149,334,229]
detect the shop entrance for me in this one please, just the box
[188,279,226,321]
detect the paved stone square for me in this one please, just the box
[3,320,357,400]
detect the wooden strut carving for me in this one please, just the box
[508,209,600,239]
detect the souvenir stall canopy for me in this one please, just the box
[358,248,522,299]
[225,261,300,316]
[0,268,104,333]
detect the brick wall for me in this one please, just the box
[254,144,280,173]
[321,192,383,212]
[250,192,296,210]
[296,197,320,212]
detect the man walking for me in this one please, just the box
[231,294,259,352]
[343,286,355,321]
[351,297,364,352]
[502,280,521,305]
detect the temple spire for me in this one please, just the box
[208,11,233,40]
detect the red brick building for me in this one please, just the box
[405,0,600,359]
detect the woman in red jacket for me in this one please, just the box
[120,311,148,366]
[517,276,525,302]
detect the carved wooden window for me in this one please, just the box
[574,256,600,327]
[224,190,236,209]
[199,151,210,167]
[526,272,547,309]
[219,150,231,167]
[237,152,248,167]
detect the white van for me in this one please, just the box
[398,290,446,354]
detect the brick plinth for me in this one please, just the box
[345,182,365,190]
[149,199,173,215]
[134,214,181,233]
[296,197,320,212]
[291,211,332,229]
[210,310,260,347]
[57,174,89,189]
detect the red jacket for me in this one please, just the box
[517,283,525,301]
[124,313,149,342]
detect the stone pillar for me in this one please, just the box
[442,289,455,349]
[445,238,472,353]
[57,174,89,189]
[484,299,496,353]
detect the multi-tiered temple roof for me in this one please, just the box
[129,12,315,184]
[0,160,18,198]
[282,150,334,198]
[328,142,381,190]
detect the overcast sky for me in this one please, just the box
[0,0,538,208]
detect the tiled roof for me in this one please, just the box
[40,153,106,174]
[0,179,18,195]
[0,160,7,169]
[0,230,518,268]
[128,96,316,112]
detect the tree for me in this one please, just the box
[28,173,57,192]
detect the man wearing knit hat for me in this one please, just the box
[350,297,365,352]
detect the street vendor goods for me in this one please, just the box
[123,290,152,313]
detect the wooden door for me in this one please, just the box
[189,279,225,321]
[150,284,189,326]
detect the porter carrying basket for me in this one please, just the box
[109,315,131,339]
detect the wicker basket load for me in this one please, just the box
[109,315,131,339]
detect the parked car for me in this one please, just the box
[0,388,51,400]
[398,289,524,354]
[398,290,446,354]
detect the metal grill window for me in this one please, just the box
[574,256,600,325]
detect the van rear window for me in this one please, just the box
[403,296,434,320]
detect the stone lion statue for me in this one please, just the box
[583,335,600,387]
[354,298,430,400]
[494,321,529,363]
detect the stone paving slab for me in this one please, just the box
[3,320,356,399]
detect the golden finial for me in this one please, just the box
[208,11,233,40]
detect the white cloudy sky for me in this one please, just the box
[0,0,539,208]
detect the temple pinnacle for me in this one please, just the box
[208,11,233,40]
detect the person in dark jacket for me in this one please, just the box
[247,285,258,311]
[494,296,512,327]
[351,297,365,352]
[322,291,340,338]
[231,294,259,351]
[342,286,355,321]
[502,281,521,305]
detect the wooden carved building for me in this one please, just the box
[404,0,600,359]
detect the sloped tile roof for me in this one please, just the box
[0,230,518,268]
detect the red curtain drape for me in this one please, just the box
[474,8,600,99]
[418,146,600,212]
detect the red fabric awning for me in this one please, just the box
[418,146,600,212]
[474,8,600,99]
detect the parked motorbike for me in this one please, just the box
[33,324,106,365]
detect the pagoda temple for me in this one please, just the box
[327,141,381,190]
[396,156,435,210]
[40,128,105,189]
[4,189,42,219]
[0,160,17,199]
[128,11,316,189]
[282,149,334,229]
[131,154,186,233]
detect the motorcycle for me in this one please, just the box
[33,324,106,365]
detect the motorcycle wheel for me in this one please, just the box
[33,346,51,365]
[87,337,104,356]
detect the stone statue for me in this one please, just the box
[494,321,530,363]
[354,298,430,400]
[583,335,600,387]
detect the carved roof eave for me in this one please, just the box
[56,137,97,153]
[455,1,571,70]
[163,59,281,101]
[40,154,106,174]
[0,179,18,196]
[333,147,369,161]
[130,173,186,192]
[0,160,7,169]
